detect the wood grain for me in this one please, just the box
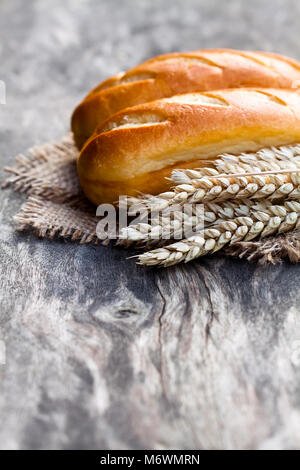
[1,0,300,450]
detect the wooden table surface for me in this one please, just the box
[1,0,300,450]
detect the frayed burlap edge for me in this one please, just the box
[2,133,82,202]
[224,230,300,264]
[2,133,100,245]
[2,133,300,264]
[14,196,100,244]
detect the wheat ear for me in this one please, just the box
[153,169,300,207]
[118,199,300,247]
[123,145,300,212]
[172,144,300,184]
[137,201,300,266]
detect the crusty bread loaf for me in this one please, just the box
[72,49,300,148]
[77,88,300,205]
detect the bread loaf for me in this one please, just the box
[77,88,300,205]
[72,49,300,148]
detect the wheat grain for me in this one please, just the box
[137,201,300,266]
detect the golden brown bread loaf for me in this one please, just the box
[77,88,300,205]
[72,49,300,149]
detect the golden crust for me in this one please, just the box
[71,49,300,148]
[77,88,300,205]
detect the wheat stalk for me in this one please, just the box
[123,145,300,212]
[115,145,300,263]
[172,144,300,184]
[138,169,300,209]
[137,201,300,266]
[118,199,300,247]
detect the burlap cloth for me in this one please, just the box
[2,133,300,264]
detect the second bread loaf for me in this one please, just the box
[71,49,300,148]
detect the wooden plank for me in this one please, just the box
[1,215,300,449]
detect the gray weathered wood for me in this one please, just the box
[1,0,300,450]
